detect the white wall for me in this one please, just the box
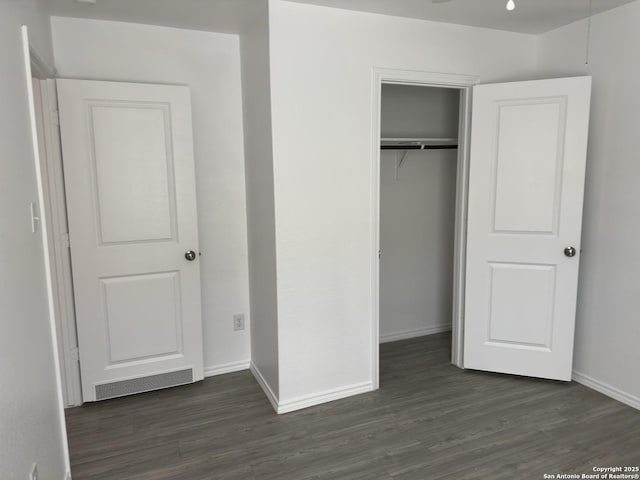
[0,0,68,478]
[536,1,640,405]
[380,85,459,341]
[239,2,280,399]
[380,84,460,139]
[50,17,251,374]
[268,0,537,404]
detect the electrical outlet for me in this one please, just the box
[233,313,245,331]
[29,463,38,480]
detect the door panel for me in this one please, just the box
[57,79,203,401]
[90,103,176,244]
[493,99,566,234]
[101,271,182,363]
[487,262,556,349]
[464,77,591,381]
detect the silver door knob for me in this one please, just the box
[564,246,577,258]
[185,250,197,261]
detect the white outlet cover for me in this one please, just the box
[233,314,245,331]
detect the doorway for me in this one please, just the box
[378,83,462,385]
[371,69,479,388]
[379,83,460,342]
[28,75,207,406]
[372,70,592,388]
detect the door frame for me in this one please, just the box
[21,25,72,475]
[370,68,479,388]
[26,35,83,407]
[33,79,83,407]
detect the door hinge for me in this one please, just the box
[70,347,80,363]
[61,232,70,248]
[50,108,60,126]
[378,249,382,259]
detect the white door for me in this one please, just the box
[57,79,204,401]
[464,76,591,381]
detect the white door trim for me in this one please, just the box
[27,43,82,407]
[370,68,479,389]
[451,85,474,368]
[21,25,71,476]
[37,79,83,407]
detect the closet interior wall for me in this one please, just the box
[380,85,460,342]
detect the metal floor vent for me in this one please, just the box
[95,368,193,401]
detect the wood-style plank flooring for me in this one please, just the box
[66,334,640,479]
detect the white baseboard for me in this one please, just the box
[380,324,452,344]
[572,370,640,411]
[249,362,373,415]
[204,360,250,378]
[250,362,279,413]
[277,381,374,414]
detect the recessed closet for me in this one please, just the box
[379,84,461,352]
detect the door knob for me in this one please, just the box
[185,250,197,261]
[564,246,577,258]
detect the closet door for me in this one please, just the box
[464,76,591,381]
[57,79,204,401]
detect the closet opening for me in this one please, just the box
[372,70,478,389]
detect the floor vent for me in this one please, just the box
[95,369,193,401]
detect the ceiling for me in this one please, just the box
[45,0,638,35]
[45,0,264,34]
[288,0,637,34]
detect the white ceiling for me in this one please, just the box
[45,0,264,34]
[45,0,638,35]
[288,0,638,34]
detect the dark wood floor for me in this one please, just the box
[66,334,640,479]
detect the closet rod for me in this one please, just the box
[380,144,458,150]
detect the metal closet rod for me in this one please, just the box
[380,144,458,150]
[382,138,459,173]
[380,137,459,151]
